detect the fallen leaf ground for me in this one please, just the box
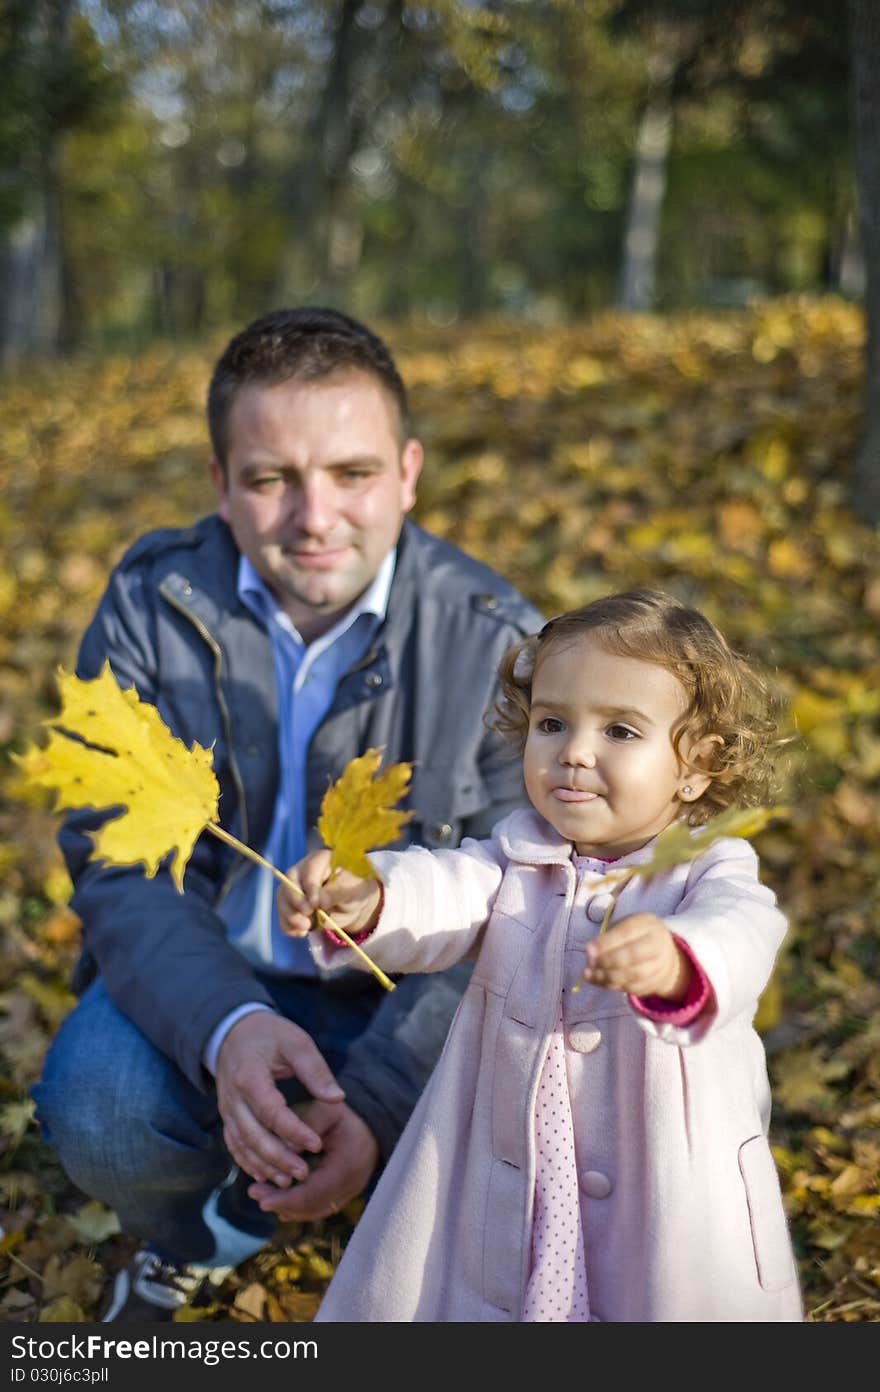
[1,297,879,1322]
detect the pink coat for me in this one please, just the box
[312,809,803,1322]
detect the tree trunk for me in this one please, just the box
[279,0,368,300]
[837,208,866,298]
[0,0,72,365]
[848,0,880,525]
[458,152,489,319]
[617,86,672,312]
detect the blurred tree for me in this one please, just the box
[0,0,858,346]
[612,0,851,310]
[284,0,396,300]
[92,0,316,335]
[279,0,517,312]
[0,0,120,362]
[74,1,519,330]
[848,0,880,525]
[617,44,672,311]
[363,1,641,318]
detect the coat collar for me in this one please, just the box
[497,807,664,872]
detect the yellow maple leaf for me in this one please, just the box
[14,665,396,991]
[318,747,414,878]
[14,662,219,891]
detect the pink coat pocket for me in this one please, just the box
[738,1135,797,1292]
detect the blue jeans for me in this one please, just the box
[32,975,381,1264]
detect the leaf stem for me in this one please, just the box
[7,1251,43,1284]
[571,867,634,995]
[206,822,395,992]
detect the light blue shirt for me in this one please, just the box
[203,549,395,1073]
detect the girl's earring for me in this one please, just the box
[680,785,693,798]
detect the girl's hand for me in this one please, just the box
[277,849,382,939]
[582,912,693,1002]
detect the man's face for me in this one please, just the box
[211,370,422,641]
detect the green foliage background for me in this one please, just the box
[0,1,854,350]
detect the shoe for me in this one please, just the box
[100,1247,233,1322]
[201,1168,275,1267]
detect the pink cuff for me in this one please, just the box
[628,934,712,1025]
[322,925,374,948]
[321,887,383,949]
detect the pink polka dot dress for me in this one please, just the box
[521,998,590,1321]
[523,853,617,1322]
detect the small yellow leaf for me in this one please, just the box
[173,1301,224,1322]
[829,1165,873,1200]
[14,663,219,892]
[564,355,605,388]
[620,806,787,882]
[789,689,850,758]
[808,1127,849,1154]
[773,1046,844,1115]
[42,1253,103,1308]
[265,1289,322,1322]
[846,1195,880,1215]
[770,1146,800,1175]
[1,1289,36,1319]
[17,971,76,1029]
[302,1251,335,1282]
[574,805,788,971]
[753,970,782,1034]
[767,537,813,579]
[318,747,414,878]
[789,687,841,733]
[43,863,73,906]
[0,1100,35,1146]
[38,1297,88,1323]
[67,1201,121,1246]
[807,1222,850,1253]
[718,500,765,553]
[232,1281,266,1320]
[0,1173,43,1205]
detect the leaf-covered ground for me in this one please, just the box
[1,297,879,1322]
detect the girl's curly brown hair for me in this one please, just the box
[490,588,785,826]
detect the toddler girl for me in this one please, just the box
[278,588,803,1322]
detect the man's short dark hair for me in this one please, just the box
[207,306,411,469]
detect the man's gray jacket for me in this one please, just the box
[61,514,543,1161]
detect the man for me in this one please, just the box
[32,307,543,1321]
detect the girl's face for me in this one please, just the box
[522,632,711,859]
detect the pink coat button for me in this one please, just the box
[587,896,614,923]
[580,1169,613,1198]
[568,1024,602,1053]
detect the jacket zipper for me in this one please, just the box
[161,587,250,897]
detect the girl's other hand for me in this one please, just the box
[277,849,382,939]
[582,912,693,1002]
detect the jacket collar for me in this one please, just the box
[162,514,419,658]
[498,807,663,871]
[157,515,244,642]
